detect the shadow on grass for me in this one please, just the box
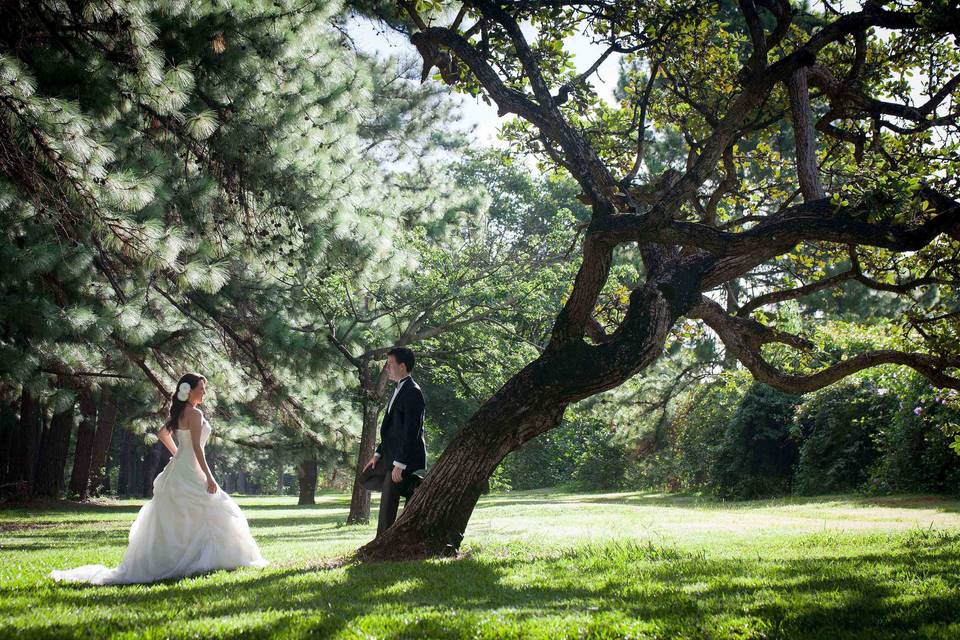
[6,493,960,639]
[0,500,145,516]
[238,498,353,512]
[8,537,960,640]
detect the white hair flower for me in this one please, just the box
[176,382,191,402]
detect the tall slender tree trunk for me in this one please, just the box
[237,469,247,494]
[87,394,118,497]
[297,454,318,505]
[34,403,75,498]
[276,462,285,494]
[68,390,98,499]
[8,389,42,494]
[0,394,18,486]
[347,361,388,524]
[117,428,137,496]
[137,446,151,497]
[0,385,18,484]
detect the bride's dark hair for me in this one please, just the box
[164,373,207,432]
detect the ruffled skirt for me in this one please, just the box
[49,455,267,585]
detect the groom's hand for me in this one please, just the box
[391,466,403,483]
[363,456,377,472]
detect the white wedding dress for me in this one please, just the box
[50,417,268,584]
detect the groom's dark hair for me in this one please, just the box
[387,346,416,373]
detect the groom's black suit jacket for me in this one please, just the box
[375,376,427,473]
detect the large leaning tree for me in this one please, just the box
[355,0,960,560]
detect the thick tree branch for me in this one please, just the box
[691,297,960,392]
[591,187,960,275]
[409,26,620,211]
[807,64,960,128]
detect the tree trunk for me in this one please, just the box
[347,361,389,524]
[297,454,318,505]
[0,395,18,486]
[7,389,42,494]
[34,403,74,498]
[276,462,285,495]
[117,428,137,497]
[87,394,118,497]
[68,390,98,499]
[140,444,153,497]
[787,66,825,201]
[356,283,683,561]
[237,469,247,494]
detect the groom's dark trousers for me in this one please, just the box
[377,468,404,536]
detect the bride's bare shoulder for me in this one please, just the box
[182,406,204,428]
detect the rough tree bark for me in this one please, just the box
[347,360,389,524]
[297,454,318,505]
[87,393,118,497]
[68,390,98,499]
[33,403,74,498]
[8,389,42,494]
[786,66,825,201]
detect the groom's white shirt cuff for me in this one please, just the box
[373,453,405,469]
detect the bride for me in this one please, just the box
[50,373,268,584]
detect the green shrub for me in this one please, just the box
[498,418,586,490]
[866,374,960,494]
[670,375,747,491]
[572,425,628,490]
[793,380,893,495]
[711,383,802,499]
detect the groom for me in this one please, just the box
[362,346,427,537]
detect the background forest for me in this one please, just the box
[2,0,958,518]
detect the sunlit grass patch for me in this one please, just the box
[2,490,960,638]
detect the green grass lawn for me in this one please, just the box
[2,490,960,639]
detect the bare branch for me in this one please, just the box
[692,297,960,392]
[737,269,855,316]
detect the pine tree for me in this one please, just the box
[1,1,501,498]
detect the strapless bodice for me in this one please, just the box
[170,417,211,469]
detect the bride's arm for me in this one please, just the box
[157,428,178,456]
[187,409,218,493]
